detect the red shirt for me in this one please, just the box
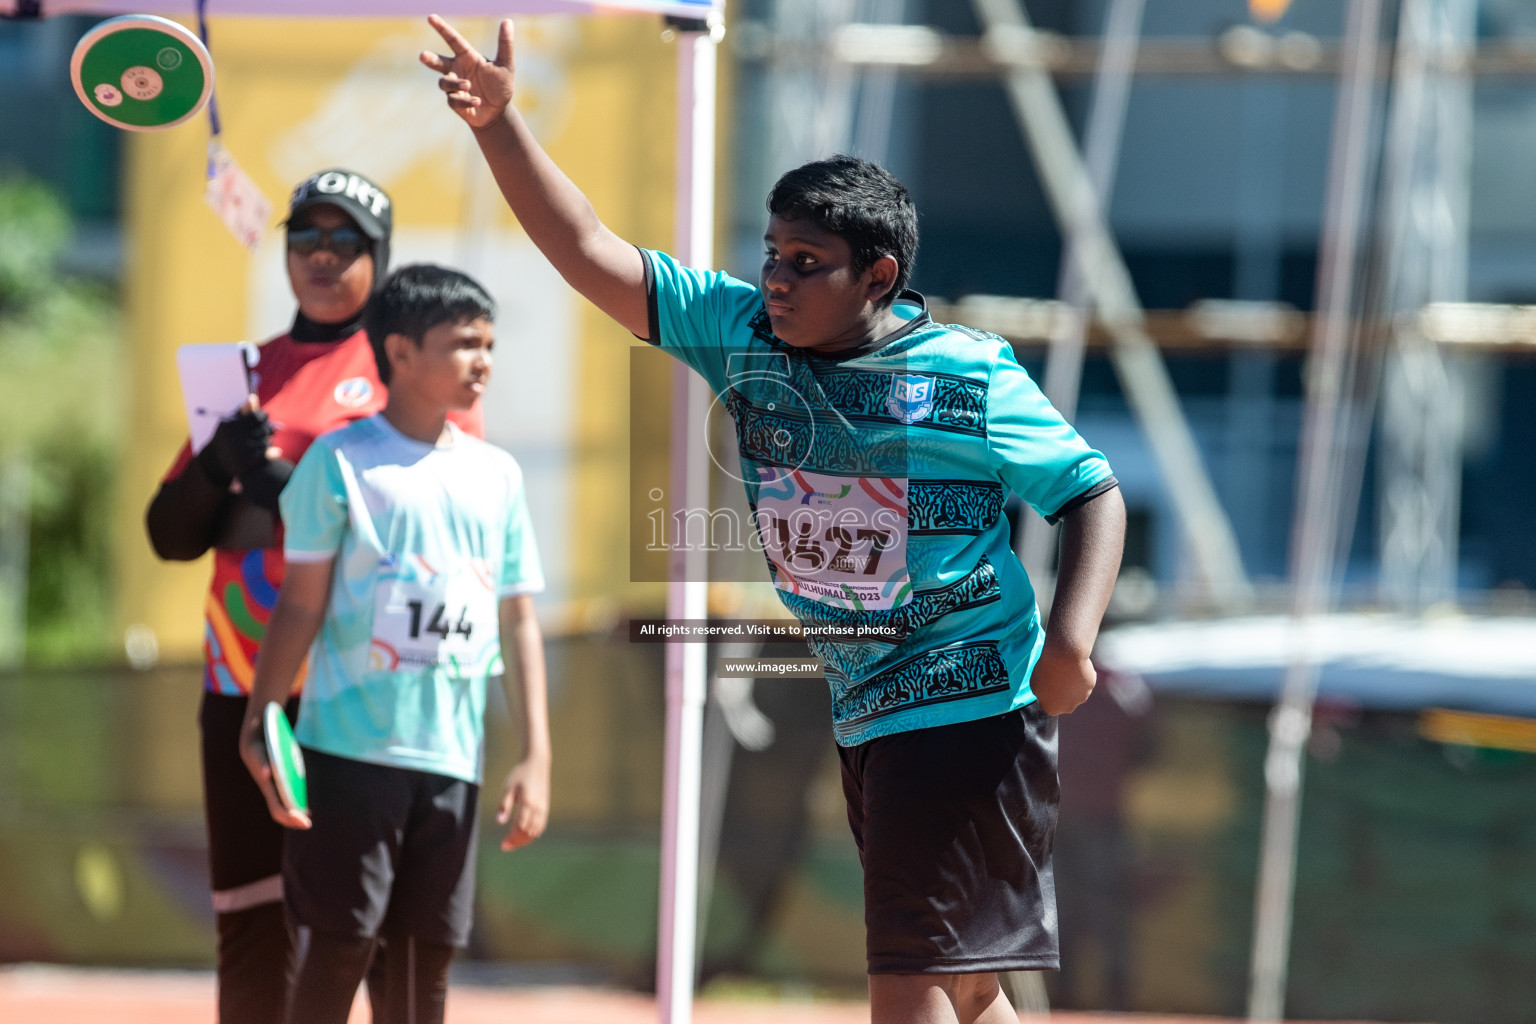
[162,329,484,695]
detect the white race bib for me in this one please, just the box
[754,469,911,611]
[370,557,499,675]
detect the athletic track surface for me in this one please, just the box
[0,966,1419,1023]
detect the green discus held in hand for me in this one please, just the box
[70,15,214,131]
[263,701,308,816]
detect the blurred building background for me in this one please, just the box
[3,1,1536,1021]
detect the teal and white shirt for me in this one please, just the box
[280,414,544,783]
[643,248,1116,746]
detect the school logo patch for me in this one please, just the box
[333,377,374,408]
[886,374,935,424]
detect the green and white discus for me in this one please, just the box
[263,701,309,816]
[70,15,214,132]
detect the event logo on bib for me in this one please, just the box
[334,377,374,408]
[800,483,852,505]
[886,374,935,424]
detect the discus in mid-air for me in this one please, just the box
[70,14,214,131]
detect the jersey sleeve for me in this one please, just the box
[280,439,349,562]
[985,347,1115,520]
[641,247,766,397]
[499,464,545,597]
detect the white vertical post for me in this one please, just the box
[657,22,718,1024]
[1248,0,1383,1018]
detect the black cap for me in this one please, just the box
[286,168,392,277]
[287,169,391,238]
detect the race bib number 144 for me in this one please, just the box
[755,469,911,611]
[370,557,499,675]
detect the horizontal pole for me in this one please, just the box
[928,299,1536,354]
[739,26,1523,79]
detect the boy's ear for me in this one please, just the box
[864,254,900,305]
[384,331,415,373]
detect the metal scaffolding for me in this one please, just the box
[1249,0,1476,1018]
[1246,0,1385,1015]
[971,0,1251,606]
[1375,0,1476,612]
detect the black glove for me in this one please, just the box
[240,457,295,514]
[196,408,274,488]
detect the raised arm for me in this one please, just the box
[1030,485,1126,715]
[421,16,648,337]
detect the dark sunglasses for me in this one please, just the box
[286,224,369,260]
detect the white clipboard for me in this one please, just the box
[177,342,259,453]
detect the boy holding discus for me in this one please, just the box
[420,16,1125,1024]
[239,264,550,1024]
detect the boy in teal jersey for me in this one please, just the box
[239,264,550,1024]
[421,17,1125,1024]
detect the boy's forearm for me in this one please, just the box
[494,596,551,850]
[499,603,551,762]
[472,111,646,335]
[472,112,602,262]
[246,598,325,712]
[1045,485,1126,658]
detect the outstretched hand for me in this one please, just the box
[420,15,515,130]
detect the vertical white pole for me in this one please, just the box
[1247,0,1383,1019]
[657,22,717,1024]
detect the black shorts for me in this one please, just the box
[282,749,480,947]
[838,703,1061,975]
[200,691,298,912]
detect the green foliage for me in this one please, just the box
[0,176,72,311]
[0,174,122,665]
[23,441,119,664]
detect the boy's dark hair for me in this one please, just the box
[766,155,918,307]
[364,264,496,385]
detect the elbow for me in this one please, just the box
[148,532,207,562]
[145,490,213,562]
[145,514,197,561]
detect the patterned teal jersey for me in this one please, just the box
[642,249,1116,746]
[280,414,544,782]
